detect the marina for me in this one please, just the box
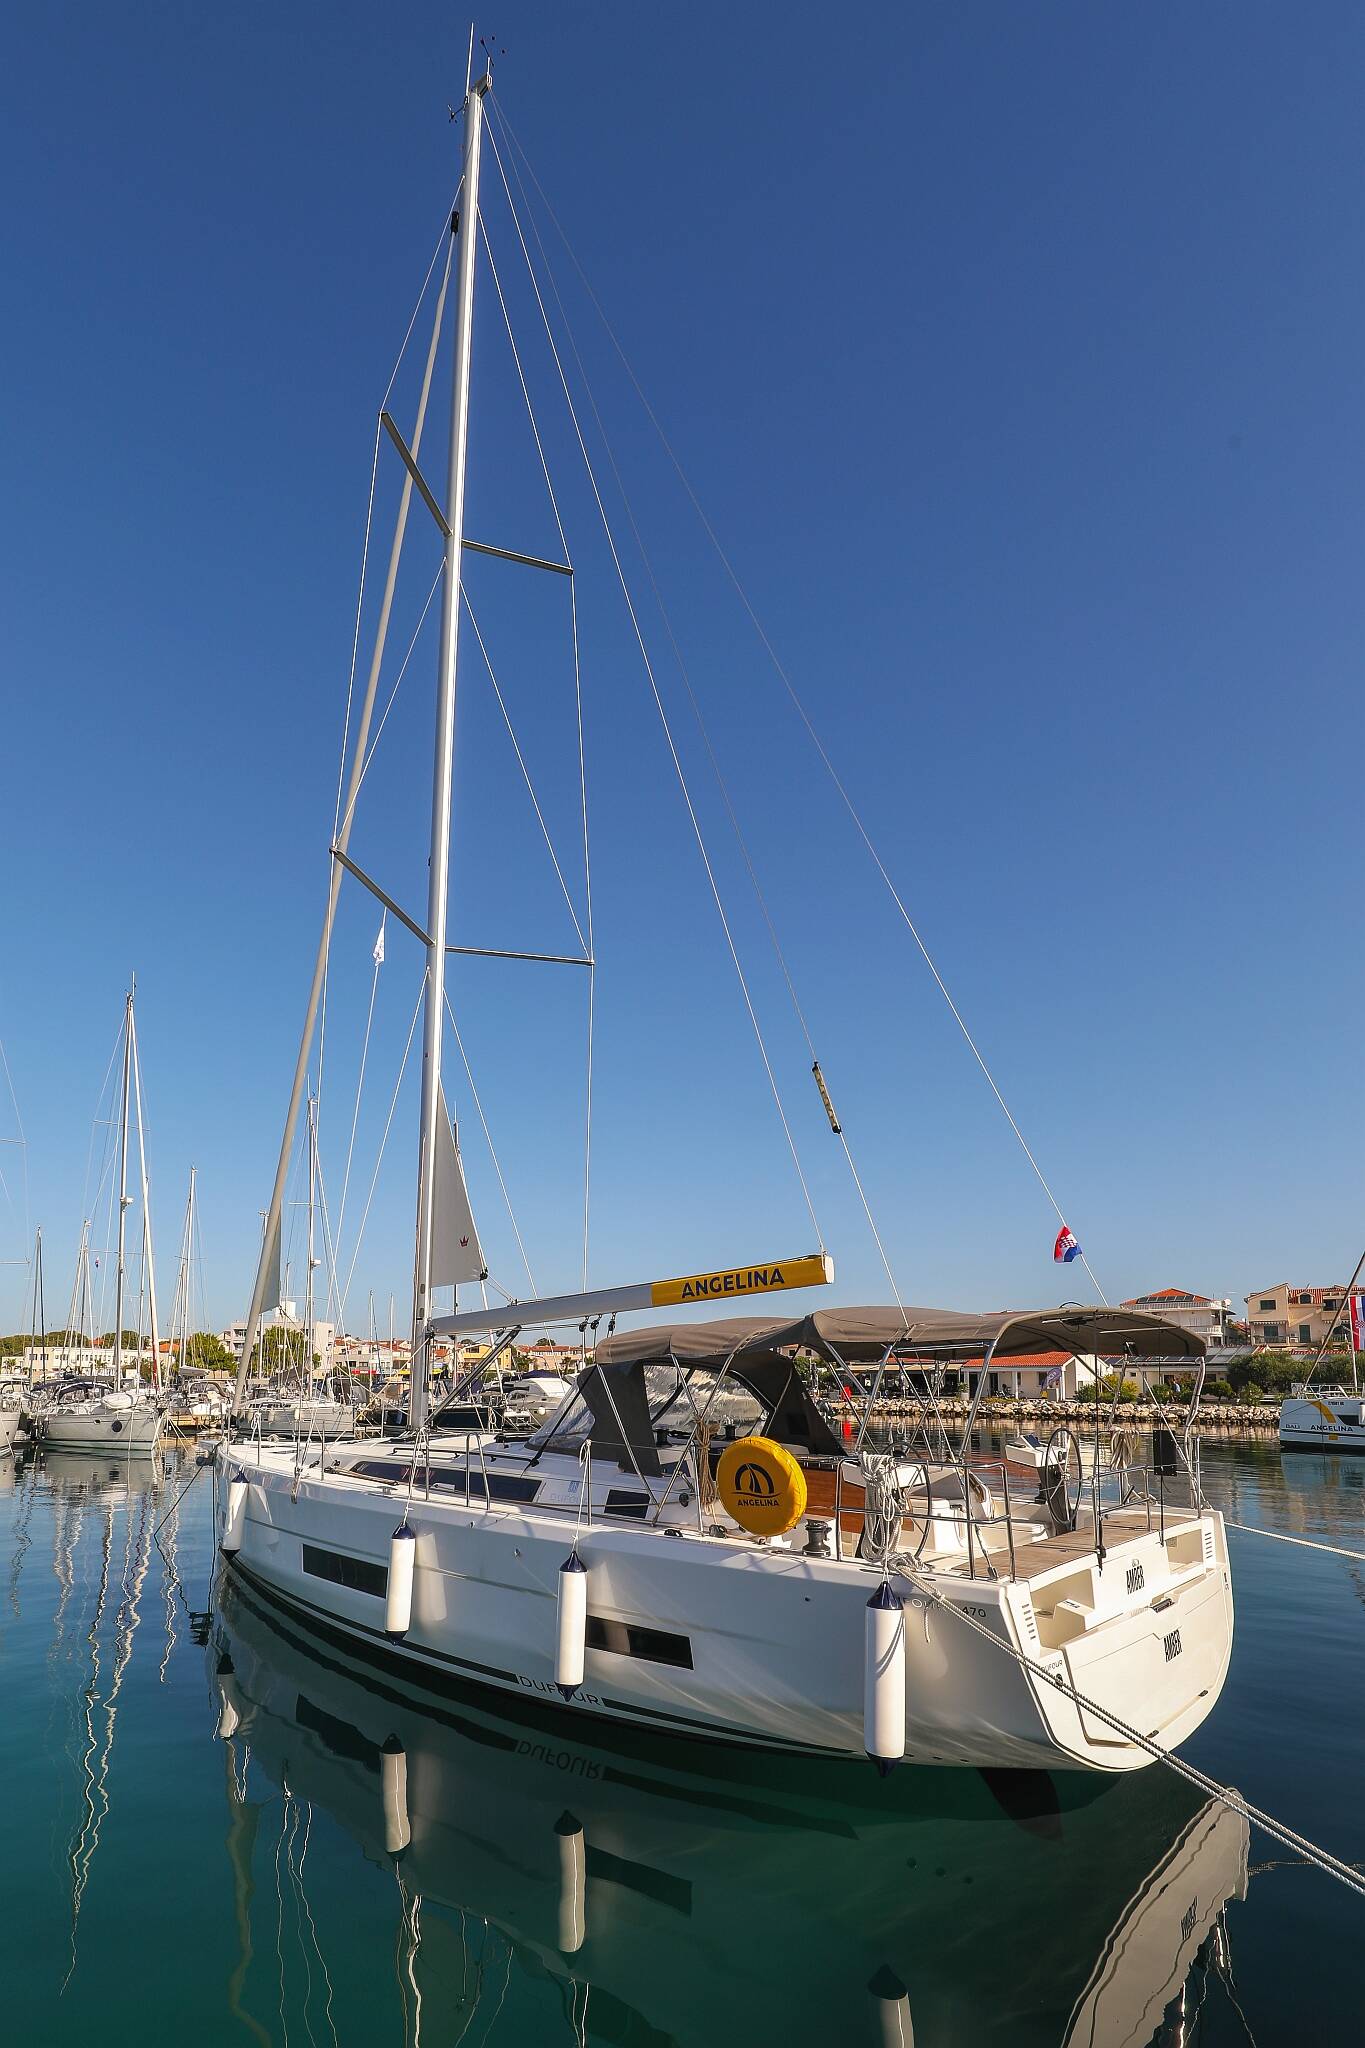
[3,1435,1363,2044]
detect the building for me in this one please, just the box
[222,1310,335,1372]
[1120,1288,1233,1350]
[1244,1283,1350,1351]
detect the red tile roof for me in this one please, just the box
[1121,1288,1212,1308]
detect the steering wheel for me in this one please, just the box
[1041,1424,1084,1530]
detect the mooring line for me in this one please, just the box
[1223,1520,1365,1563]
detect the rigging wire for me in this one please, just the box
[482,125,824,1250]
[491,153,905,1310]
[338,979,425,1323]
[320,209,458,1165]
[493,97,1106,1303]
[477,208,595,1287]
[442,989,538,1295]
[460,588,588,955]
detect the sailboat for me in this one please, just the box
[217,65,1234,1773]
[212,1570,1251,2048]
[244,1099,354,1441]
[35,985,165,1454]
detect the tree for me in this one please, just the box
[250,1324,319,1374]
[174,1333,234,1375]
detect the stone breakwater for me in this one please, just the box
[860,1396,1279,1435]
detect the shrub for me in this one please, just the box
[1204,1378,1234,1400]
[1242,1383,1264,1404]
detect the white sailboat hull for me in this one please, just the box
[1279,1394,1365,1451]
[252,1401,354,1440]
[220,1446,1233,1773]
[0,1407,20,1451]
[42,1404,164,1451]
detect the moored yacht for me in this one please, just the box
[217,65,1233,1780]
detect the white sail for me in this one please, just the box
[260,1206,283,1315]
[432,1083,486,1285]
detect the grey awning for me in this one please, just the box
[595,1304,1206,1367]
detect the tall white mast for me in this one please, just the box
[129,997,161,1389]
[411,67,491,1434]
[111,986,134,1383]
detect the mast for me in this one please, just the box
[411,67,491,1435]
[305,1096,317,1382]
[111,986,134,1384]
[129,996,161,1389]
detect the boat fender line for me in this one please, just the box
[555,1810,586,1953]
[867,1964,913,2048]
[556,1552,588,1698]
[386,1523,417,1639]
[381,1736,411,1858]
[221,1471,248,1555]
[906,1568,1365,1899]
[716,1435,808,1537]
[864,1581,906,1775]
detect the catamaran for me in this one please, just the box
[217,64,1233,1774]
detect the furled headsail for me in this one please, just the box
[432,1082,486,1285]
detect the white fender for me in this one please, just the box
[555,1553,588,1699]
[221,1472,248,1555]
[864,1581,906,1774]
[555,1811,586,1953]
[386,1524,417,1639]
[381,1736,411,1857]
[215,1652,243,1740]
[869,1964,914,2047]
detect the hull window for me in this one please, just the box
[346,1458,541,1505]
[585,1614,693,1669]
[302,1543,389,1599]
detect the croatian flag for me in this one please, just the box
[1053,1225,1082,1264]
[1350,1294,1365,1355]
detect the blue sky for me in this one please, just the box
[2,2,1363,1336]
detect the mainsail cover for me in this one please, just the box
[432,1083,487,1286]
[260,1205,283,1314]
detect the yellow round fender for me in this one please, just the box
[716,1435,808,1536]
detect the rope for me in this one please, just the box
[909,1569,1365,1898]
[493,97,1104,1303]
[1224,1520,1365,1563]
[483,123,824,1250]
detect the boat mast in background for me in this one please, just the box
[410,66,491,1435]
[111,986,134,1385]
[128,988,161,1389]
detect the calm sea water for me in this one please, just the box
[1,1437,1360,2046]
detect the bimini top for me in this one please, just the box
[593,1303,1207,1369]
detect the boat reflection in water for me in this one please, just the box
[213,1575,1250,2047]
